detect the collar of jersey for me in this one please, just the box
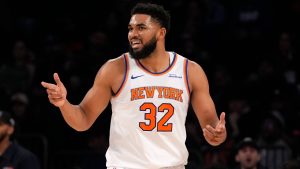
[135,52,177,76]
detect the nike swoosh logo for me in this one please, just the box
[131,75,144,79]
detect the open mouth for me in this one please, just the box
[246,158,252,163]
[131,39,142,48]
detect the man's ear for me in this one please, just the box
[158,27,167,40]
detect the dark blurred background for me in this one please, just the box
[0,0,299,169]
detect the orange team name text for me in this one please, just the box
[130,86,183,102]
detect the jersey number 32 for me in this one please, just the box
[139,102,174,132]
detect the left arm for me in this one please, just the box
[188,60,227,146]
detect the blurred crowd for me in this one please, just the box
[0,0,299,169]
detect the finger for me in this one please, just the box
[53,73,62,86]
[203,128,215,140]
[215,112,226,133]
[47,90,63,99]
[205,125,216,135]
[49,97,65,104]
[47,91,60,97]
[41,81,49,88]
[47,89,56,95]
[215,125,226,135]
[48,94,64,100]
[219,112,226,125]
[41,82,58,90]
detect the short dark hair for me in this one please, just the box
[236,137,259,153]
[131,3,171,33]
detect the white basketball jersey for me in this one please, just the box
[106,52,190,169]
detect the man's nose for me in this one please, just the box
[129,29,139,38]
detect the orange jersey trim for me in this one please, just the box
[184,58,191,98]
[113,53,129,97]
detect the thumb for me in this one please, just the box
[53,73,62,86]
[219,112,226,125]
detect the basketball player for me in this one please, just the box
[41,3,227,169]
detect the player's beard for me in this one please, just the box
[129,36,157,60]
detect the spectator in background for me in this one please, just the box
[280,159,300,169]
[234,137,267,169]
[0,110,40,169]
[0,40,35,95]
[9,92,35,134]
[257,115,292,169]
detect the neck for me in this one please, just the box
[138,49,170,73]
[0,137,11,155]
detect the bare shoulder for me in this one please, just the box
[104,55,126,73]
[187,60,209,92]
[94,55,126,92]
[188,60,205,75]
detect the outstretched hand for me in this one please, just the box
[203,112,227,146]
[41,73,67,107]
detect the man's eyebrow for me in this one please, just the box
[128,23,147,27]
[136,23,146,26]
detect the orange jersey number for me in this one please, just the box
[139,103,174,132]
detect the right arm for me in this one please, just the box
[188,60,227,146]
[41,58,123,131]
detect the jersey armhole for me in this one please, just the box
[184,58,191,97]
[113,53,129,97]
